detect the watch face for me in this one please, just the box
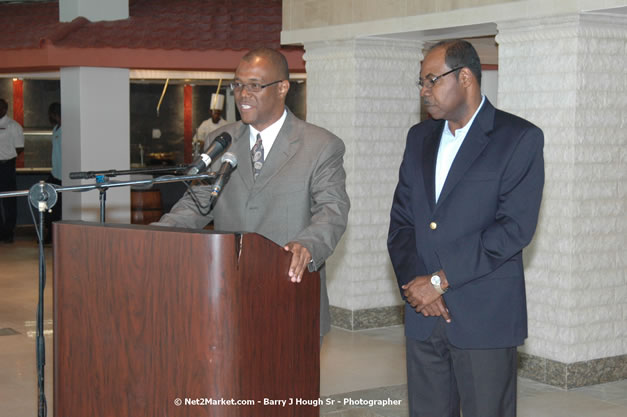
[431,275,441,286]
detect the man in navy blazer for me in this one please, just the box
[388,40,544,417]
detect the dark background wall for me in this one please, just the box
[286,81,306,120]
[130,82,185,166]
[23,80,61,128]
[1,79,60,128]
[0,79,16,119]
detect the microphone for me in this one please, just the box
[69,171,95,180]
[187,132,232,175]
[209,152,238,206]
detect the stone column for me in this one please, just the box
[303,39,423,329]
[61,67,130,222]
[496,13,627,388]
[60,0,131,223]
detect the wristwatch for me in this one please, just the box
[430,273,448,295]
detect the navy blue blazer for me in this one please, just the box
[388,99,544,349]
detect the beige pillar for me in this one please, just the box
[303,38,424,329]
[497,13,627,388]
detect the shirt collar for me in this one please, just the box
[443,95,485,138]
[249,109,288,148]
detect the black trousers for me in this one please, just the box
[0,158,17,240]
[406,318,517,417]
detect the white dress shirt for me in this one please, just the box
[248,109,287,154]
[0,115,24,160]
[435,96,485,202]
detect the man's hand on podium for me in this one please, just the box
[283,241,312,283]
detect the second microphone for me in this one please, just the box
[209,152,238,208]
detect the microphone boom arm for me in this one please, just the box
[0,172,219,211]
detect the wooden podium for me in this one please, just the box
[53,221,320,417]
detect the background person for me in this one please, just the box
[0,98,24,244]
[193,92,229,157]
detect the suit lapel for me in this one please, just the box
[231,124,254,191]
[422,122,444,212]
[437,99,495,206]
[252,111,300,192]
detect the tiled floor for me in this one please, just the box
[320,327,627,417]
[1,229,626,417]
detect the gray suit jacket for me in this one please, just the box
[157,109,350,335]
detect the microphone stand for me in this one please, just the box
[61,172,217,223]
[69,165,191,223]
[28,182,57,417]
[0,169,217,417]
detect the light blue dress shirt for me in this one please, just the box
[51,124,62,180]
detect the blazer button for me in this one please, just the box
[429,222,437,230]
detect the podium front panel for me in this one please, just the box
[53,221,319,417]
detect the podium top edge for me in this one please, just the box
[55,220,248,237]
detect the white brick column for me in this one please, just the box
[497,14,627,387]
[303,39,423,329]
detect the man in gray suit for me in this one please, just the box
[157,48,350,339]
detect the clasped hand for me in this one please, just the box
[402,275,451,323]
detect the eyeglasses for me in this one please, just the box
[229,80,283,93]
[416,67,462,89]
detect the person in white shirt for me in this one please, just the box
[0,98,24,243]
[192,93,229,156]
